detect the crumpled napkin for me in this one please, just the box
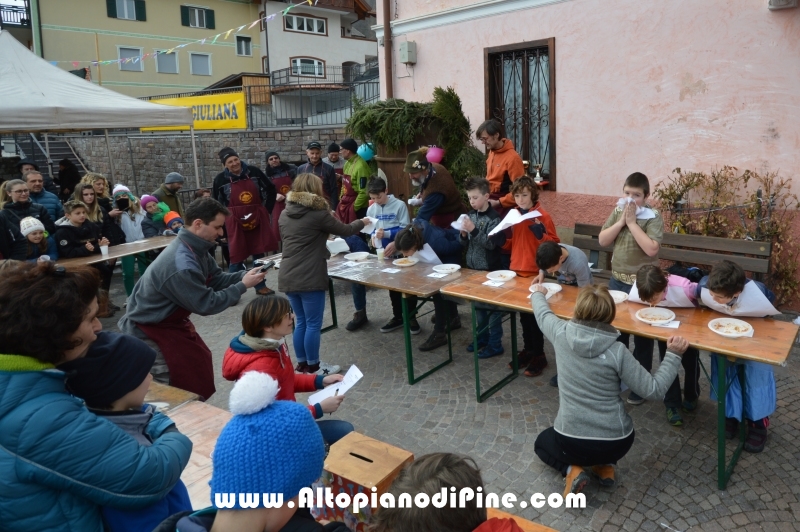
[617,197,656,220]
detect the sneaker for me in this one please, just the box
[725,417,739,440]
[509,350,535,370]
[563,466,590,499]
[345,310,368,331]
[524,355,548,377]
[294,361,308,373]
[744,424,767,453]
[477,345,504,359]
[682,399,698,413]
[627,392,645,405]
[380,317,404,333]
[409,318,421,335]
[467,341,487,353]
[549,374,559,388]
[666,407,684,427]
[591,465,616,487]
[419,331,448,351]
[306,362,341,376]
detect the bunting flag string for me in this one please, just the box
[44,0,312,67]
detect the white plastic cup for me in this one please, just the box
[376,248,385,261]
[38,255,50,262]
[100,245,109,256]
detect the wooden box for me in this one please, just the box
[311,432,413,531]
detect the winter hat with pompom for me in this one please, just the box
[209,372,325,507]
[19,216,45,237]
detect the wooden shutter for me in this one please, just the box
[180,5,190,26]
[134,0,146,21]
[106,0,117,18]
[205,9,215,29]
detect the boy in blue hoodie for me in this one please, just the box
[346,177,414,333]
[60,332,193,532]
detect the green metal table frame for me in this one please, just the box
[471,302,519,402]
[698,354,747,490]
[402,293,453,385]
[320,278,338,334]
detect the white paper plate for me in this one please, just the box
[344,252,370,261]
[433,264,461,274]
[708,318,753,338]
[635,307,676,325]
[529,282,562,296]
[608,290,628,304]
[393,257,419,267]
[487,270,517,282]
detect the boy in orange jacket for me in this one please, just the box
[494,176,559,376]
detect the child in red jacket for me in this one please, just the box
[496,176,559,377]
[223,294,353,444]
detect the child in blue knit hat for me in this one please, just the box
[155,372,348,532]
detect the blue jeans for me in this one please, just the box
[229,253,266,290]
[317,420,354,445]
[476,309,503,350]
[287,290,326,365]
[608,277,654,372]
[351,283,367,311]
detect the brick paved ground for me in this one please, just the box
[102,271,800,532]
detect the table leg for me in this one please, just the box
[474,306,519,403]
[320,277,338,334]
[403,294,453,385]
[715,355,746,490]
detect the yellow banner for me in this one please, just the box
[142,91,246,131]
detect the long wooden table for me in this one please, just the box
[326,254,476,384]
[56,235,175,266]
[440,270,798,489]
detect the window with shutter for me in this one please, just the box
[205,9,215,29]
[180,5,190,26]
[106,0,117,18]
[134,0,146,21]
[115,0,135,19]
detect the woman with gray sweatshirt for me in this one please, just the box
[530,284,688,498]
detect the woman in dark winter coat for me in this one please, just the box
[74,184,125,245]
[0,179,56,235]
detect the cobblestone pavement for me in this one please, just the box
[102,273,800,532]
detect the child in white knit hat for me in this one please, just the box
[20,216,57,262]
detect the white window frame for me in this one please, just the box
[187,5,206,28]
[116,0,136,20]
[236,35,252,57]
[117,45,144,72]
[189,52,212,76]
[291,57,325,77]
[284,14,326,36]
[154,49,179,74]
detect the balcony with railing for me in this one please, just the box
[0,2,31,28]
[270,61,379,93]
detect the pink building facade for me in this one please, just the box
[375,0,800,304]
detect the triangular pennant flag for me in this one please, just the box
[211,33,220,44]
[248,19,259,29]
[237,24,246,32]
[72,61,80,67]
[176,43,186,48]
[224,29,233,39]
[50,61,58,66]
[200,38,206,45]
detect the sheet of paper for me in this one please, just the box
[382,268,401,273]
[342,261,362,268]
[483,280,506,287]
[412,243,442,265]
[652,321,680,329]
[488,209,542,236]
[360,217,379,234]
[307,365,364,405]
[428,272,449,278]
[326,238,350,255]
[450,213,469,232]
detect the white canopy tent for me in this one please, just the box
[0,30,200,186]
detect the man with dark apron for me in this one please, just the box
[119,198,268,400]
[212,147,277,295]
[335,138,371,223]
[405,147,467,229]
[265,151,297,246]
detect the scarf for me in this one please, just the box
[237,334,284,353]
[0,354,56,371]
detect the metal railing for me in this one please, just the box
[270,61,379,87]
[140,86,243,101]
[0,3,31,28]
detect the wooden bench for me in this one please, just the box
[573,223,771,282]
[486,508,559,531]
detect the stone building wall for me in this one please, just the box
[66,126,346,196]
